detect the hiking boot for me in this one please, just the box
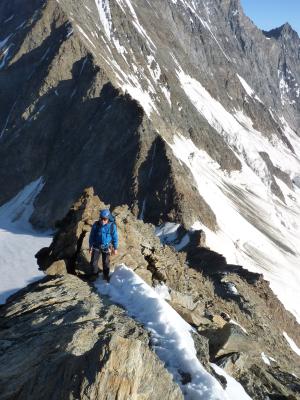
[103,274,110,283]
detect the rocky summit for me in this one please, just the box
[0,0,300,399]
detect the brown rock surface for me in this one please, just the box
[0,274,183,400]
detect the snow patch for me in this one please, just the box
[226,282,239,296]
[94,0,112,39]
[0,178,52,304]
[283,332,300,356]
[156,222,180,244]
[237,74,263,104]
[0,44,14,69]
[211,364,252,399]
[154,282,171,300]
[229,319,248,334]
[168,134,300,323]
[261,352,271,366]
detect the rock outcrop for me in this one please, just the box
[35,188,300,399]
[0,274,183,400]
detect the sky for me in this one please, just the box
[241,0,300,36]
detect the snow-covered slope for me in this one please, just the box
[96,265,252,400]
[169,129,300,323]
[0,178,52,303]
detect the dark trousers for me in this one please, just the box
[90,248,110,278]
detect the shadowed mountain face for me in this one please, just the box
[0,0,299,232]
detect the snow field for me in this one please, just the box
[167,65,300,323]
[95,265,253,400]
[169,133,300,323]
[0,178,52,303]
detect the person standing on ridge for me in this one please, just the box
[89,209,118,282]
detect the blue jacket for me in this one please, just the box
[89,221,118,250]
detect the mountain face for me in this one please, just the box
[0,0,299,227]
[1,0,300,336]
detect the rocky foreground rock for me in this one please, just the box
[32,188,300,399]
[0,274,182,400]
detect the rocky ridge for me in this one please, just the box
[32,188,300,400]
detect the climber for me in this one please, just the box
[88,209,118,282]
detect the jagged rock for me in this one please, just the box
[46,259,68,275]
[203,322,259,358]
[0,274,183,400]
[212,315,227,328]
[171,302,205,328]
[238,364,300,400]
[36,187,187,290]
[169,289,196,310]
[34,189,300,398]
[189,229,208,249]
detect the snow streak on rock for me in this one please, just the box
[283,332,300,357]
[94,0,112,39]
[237,74,263,104]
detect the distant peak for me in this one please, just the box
[263,22,298,40]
